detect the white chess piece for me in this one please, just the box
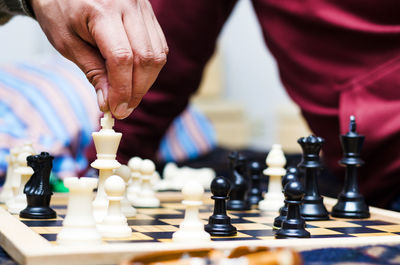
[172,180,210,242]
[163,162,180,189]
[0,148,19,203]
[158,163,215,191]
[132,159,160,208]
[91,112,122,223]
[259,144,287,212]
[57,177,102,245]
[7,151,34,214]
[114,165,136,217]
[97,175,132,238]
[151,170,161,186]
[127,156,142,203]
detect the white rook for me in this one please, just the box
[57,177,102,246]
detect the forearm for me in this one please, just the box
[0,0,34,24]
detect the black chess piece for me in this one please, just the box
[273,167,299,229]
[331,116,370,219]
[298,135,329,221]
[275,180,310,239]
[205,176,237,236]
[227,152,251,211]
[247,161,263,205]
[20,152,57,219]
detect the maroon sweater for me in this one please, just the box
[88,0,400,208]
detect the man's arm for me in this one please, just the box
[1,0,168,119]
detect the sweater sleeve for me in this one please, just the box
[0,0,34,24]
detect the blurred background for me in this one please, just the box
[0,0,311,157]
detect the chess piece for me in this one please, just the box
[5,142,35,206]
[227,152,250,211]
[132,159,160,208]
[275,180,310,239]
[57,177,102,245]
[127,156,142,203]
[247,161,264,205]
[172,180,210,242]
[273,167,299,229]
[0,148,19,203]
[91,112,122,223]
[259,144,287,212]
[332,116,370,219]
[159,163,215,190]
[114,165,136,217]
[298,136,329,221]
[8,151,34,214]
[205,176,237,236]
[20,152,56,219]
[97,175,132,238]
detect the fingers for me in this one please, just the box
[36,0,168,119]
[123,1,167,108]
[143,0,169,55]
[91,15,134,119]
[61,34,110,112]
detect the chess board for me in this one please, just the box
[1,193,400,265]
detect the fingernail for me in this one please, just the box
[97,90,105,109]
[114,103,134,118]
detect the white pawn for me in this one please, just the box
[127,157,142,203]
[57,177,102,246]
[7,151,34,214]
[259,144,287,212]
[0,148,19,203]
[114,165,136,217]
[97,175,132,238]
[172,181,210,243]
[132,159,160,208]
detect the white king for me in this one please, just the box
[91,112,122,223]
[91,112,122,170]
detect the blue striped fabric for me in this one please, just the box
[0,57,217,177]
[157,106,217,162]
[0,58,100,178]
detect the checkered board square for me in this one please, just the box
[13,195,400,244]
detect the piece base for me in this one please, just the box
[204,223,237,237]
[301,198,330,221]
[20,207,57,219]
[172,230,211,243]
[275,229,311,239]
[331,198,370,219]
[227,200,251,211]
[97,224,132,238]
[331,208,370,219]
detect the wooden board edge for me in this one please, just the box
[21,235,400,265]
[0,207,53,265]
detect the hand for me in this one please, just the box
[30,0,168,119]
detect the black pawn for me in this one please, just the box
[332,116,369,219]
[227,152,250,211]
[247,161,263,205]
[273,167,299,229]
[275,180,310,239]
[205,176,237,236]
[298,135,329,221]
[20,152,56,219]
